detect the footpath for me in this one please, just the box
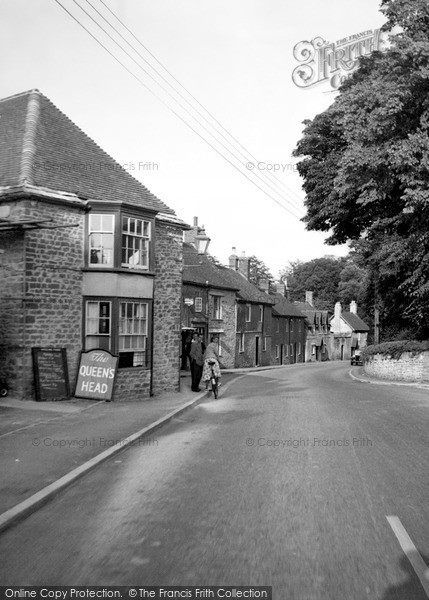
[350,365,429,389]
[0,370,241,534]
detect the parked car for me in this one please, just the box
[350,351,363,366]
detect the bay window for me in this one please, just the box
[84,298,150,368]
[122,217,150,269]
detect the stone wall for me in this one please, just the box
[114,367,151,401]
[0,198,85,399]
[364,351,429,382]
[152,219,183,395]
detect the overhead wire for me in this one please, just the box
[53,0,305,219]
[72,0,303,217]
[95,0,305,209]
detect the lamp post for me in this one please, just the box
[195,227,211,255]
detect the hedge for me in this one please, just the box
[362,340,429,360]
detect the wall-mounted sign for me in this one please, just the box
[75,349,118,401]
[184,298,194,306]
[292,28,390,90]
[32,347,70,402]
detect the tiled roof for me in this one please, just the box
[219,268,275,305]
[271,293,306,318]
[0,90,175,214]
[182,244,239,291]
[341,311,370,332]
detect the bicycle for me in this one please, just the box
[207,360,219,399]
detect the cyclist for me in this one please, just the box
[202,335,221,391]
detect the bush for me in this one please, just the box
[362,340,429,360]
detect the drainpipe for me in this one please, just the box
[149,280,155,397]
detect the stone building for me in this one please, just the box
[294,292,331,361]
[268,282,307,365]
[329,301,369,361]
[0,89,187,400]
[182,225,238,369]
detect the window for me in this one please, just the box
[259,305,263,322]
[290,319,294,332]
[213,296,222,320]
[89,214,114,266]
[245,304,251,322]
[239,332,245,353]
[84,299,150,369]
[275,345,279,358]
[119,302,148,367]
[195,297,203,313]
[285,319,289,332]
[122,217,150,269]
[285,345,289,357]
[298,343,302,355]
[85,301,112,350]
[298,320,302,332]
[276,319,280,333]
[262,337,267,352]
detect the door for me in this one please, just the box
[255,336,260,366]
[280,344,284,365]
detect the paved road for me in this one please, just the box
[0,363,428,599]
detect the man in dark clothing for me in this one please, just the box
[189,333,204,391]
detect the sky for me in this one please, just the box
[0,0,387,276]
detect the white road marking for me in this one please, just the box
[386,515,429,597]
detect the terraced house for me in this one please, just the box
[0,89,187,401]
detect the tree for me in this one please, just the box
[293,0,429,338]
[248,255,273,286]
[279,256,347,309]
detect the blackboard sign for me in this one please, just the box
[75,349,118,401]
[32,347,70,402]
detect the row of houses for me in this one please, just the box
[0,89,369,402]
[181,219,369,371]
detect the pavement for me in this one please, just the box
[0,361,426,536]
[0,370,241,534]
[350,364,429,389]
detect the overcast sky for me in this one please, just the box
[1,0,386,276]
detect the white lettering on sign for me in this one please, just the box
[79,365,115,379]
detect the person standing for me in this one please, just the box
[189,333,204,391]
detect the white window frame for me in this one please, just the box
[213,295,223,320]
[88,214,115,267]
[259,305,263,322]
[285,345,289,357]
[121,217,151,269]
[239,332,245,353]
[262,336,267,352]
[275,344,279,359]
[119,301,148,367]
[85,300,112,350]
[245,304,251,322]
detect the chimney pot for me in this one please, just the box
[305,291,314,306]
[350,300,357,314]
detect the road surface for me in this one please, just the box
[0,362,428,599]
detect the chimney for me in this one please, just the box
[334,302,342,318]
[237,251,250,280]
[184,216,200,247]
[274,281,286,296]
[259,278,269,293]
[229,247,238,270]
[350,300,357,314]
[305,291,314,306]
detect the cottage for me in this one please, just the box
[0,89,186,400]
[269,282,307,365]
[294,291,331,361]
[182,219,238,369]
[329,301,369,360]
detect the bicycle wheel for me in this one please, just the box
[211,377,218,399]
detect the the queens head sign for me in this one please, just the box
[292,28,389,90]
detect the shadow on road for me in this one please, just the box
[380,553,429,600]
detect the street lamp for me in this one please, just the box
[195,227,211,255]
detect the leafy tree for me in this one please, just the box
[279,256,347,310]
[293,0,429,338]
[248,255,273,286]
